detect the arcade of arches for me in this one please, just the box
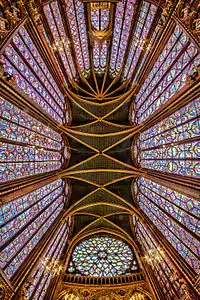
[0,0,199,299]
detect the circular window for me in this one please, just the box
[68,235,137,277]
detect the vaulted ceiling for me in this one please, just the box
[0,0,200,298]
[59,78,145,243]
[31,0,164,243]
[28,0,198,245]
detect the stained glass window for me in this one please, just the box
[43,1,76,79]
[68,236,137,277]
[133,26,160,84]
[91,3,110,30]
[0,180,63,245]
[135,221,184,299]
[26,221,69,299]
[91,4,110,73]
[65,0,90,75]
[134,25,199,123]
[93,41,108,73]
[123,2,157,81]
[134,98,200,177]
[110,0,136,76]
[0,179,65,279]
[42,29,69,87]
[0,97,63,182]
[1,26,65,123]
[135,178,199,274]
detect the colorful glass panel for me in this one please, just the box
[42,29,68,86]
[43,1,76,79]
[91,4,109,72]
[65,0,90,74]
[0,185,64,279]
[0,97,62,182]
[136,98,200,177]
[91,5,110,30]
[91,5,100,30]
[133,25,160,84]
[0,180,64,245]
[110,0,136,76]
[69,236,136,276]
[26,222,69,299]
[136,178,200,273]
[123,2,157,80]
[16,28,64,109]
[136,222,184,299]
[134,25,199,123]
[93,41,108,73]
[1,27,65,123]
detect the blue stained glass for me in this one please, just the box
[110,0,136,76]
[43,2,76,79]
[26,221,69,299]
[123,2,157,80]
[65,0,90,73]
[135,98,200,177]
[136,178,200,274]
[93,41,108,73]
[0,97,61,147]
[69,236,136,277]
[136,222,184,299]
[0,180,64,245]
[1,27,65,123]
[16,28,64,109]
[133,25,199,123]
[1,194,64,279]
[0,96,62,182]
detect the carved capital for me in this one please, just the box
[0,0,27,45]
[26,0,41,25]
[0,275,14,300]
[174,0,200,43]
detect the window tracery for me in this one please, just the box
[135,178,199,274]
[0,98,63,181]
[68,236,137,277]
[135,222,186,299]
[0,97,63,182]
[93,40,108,73]
[0,1,199,298]
[1,26,65,123]
[133,25,199,123]
[123,2,157,81]
[134,98,199,177]
[26,221,69,299]
[91,5,110,73]
[65,0,90,75]
[110,0,136,76]
[43,1,76,79]
[0,179,65,279]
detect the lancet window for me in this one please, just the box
[135,222,185,299]
[65,0,90,74]
[1,26,65,123]
[123,1,157,81]
[93,41,108,73]
[134,25,199,123]
[0,179,66,279]
[91,5,110,73]
[43,1,76,79]
[109,0,136,76]
[26,221,69,299]
[134,98,199,177]
[134,178,199,274]
[0,97,63,182]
